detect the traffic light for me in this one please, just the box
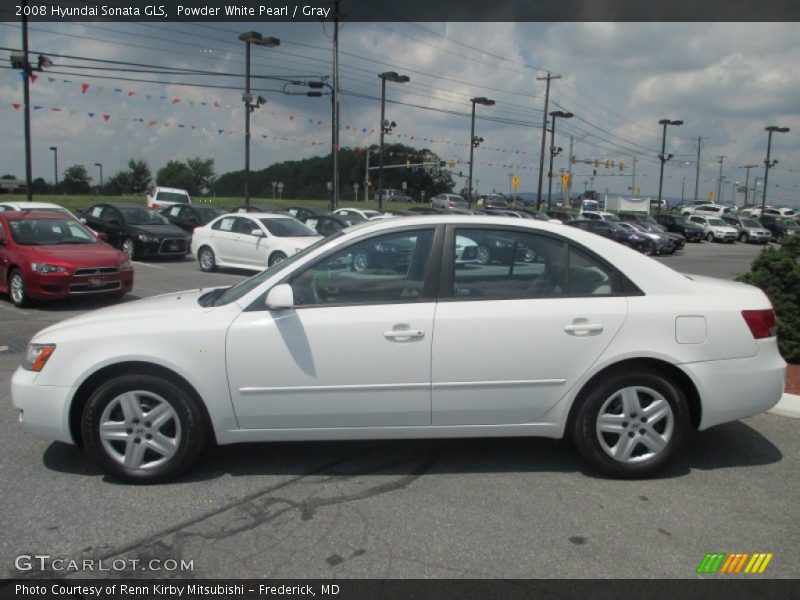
[619,162,625,171]
[594,159,599,168]
[605,160,611,169]
[448,160,455,169]
[571,155,576,164]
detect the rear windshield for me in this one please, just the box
[120,207,170,225]
[156,191,190,204]
[8,218,97,245]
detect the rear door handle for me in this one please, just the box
[564,323,603,334]
[384,329,425,341]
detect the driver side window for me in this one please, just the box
[290,229,434,306]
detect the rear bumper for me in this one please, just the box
[681,340,786,430]
[11,367,76,444]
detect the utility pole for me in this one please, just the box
[715,155,725,204]
[22,5,32,200]
[535,72,560,210]
[693,136,705,202]
[567,135,574,205]
[631,156,637,195]
[331,0,340,210]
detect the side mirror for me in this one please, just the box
[79,217,87,224]
[265,283,294,310]
[250,228,265,237]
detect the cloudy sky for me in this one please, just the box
[1,18,798,205]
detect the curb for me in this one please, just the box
[768,393,800,419]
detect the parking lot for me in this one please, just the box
[1,240,798,579]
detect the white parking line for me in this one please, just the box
[132,261,167,270]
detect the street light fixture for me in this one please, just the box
[656,118,683,213]
[468,96,495,208]
[761,126,790,212]
[547,110,573,209]
[94,163,103,192]
[49,146,58,188]
[239,31,280,206]
[377,71,409,211]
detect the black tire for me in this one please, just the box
[705,232,714,242]
[198,246,217,272]
[476,245,492,265]
[739,232,749,243]
[268,251,287,267]
[121,237,137,260]
[352,249,369,272]
[81,374,208,484]
[571,368,690,479]
[776,232,786,243]
[8,268,30,308]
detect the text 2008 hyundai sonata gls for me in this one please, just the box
[12,216,786,483]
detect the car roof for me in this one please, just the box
[0,201,70,210]
[153,186,189,193]
[98,202,149,209]
[0,210,67,221]
[232,212,295,219]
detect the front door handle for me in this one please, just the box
[384,329,425,341]
[564,323,603,334]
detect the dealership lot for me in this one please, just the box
[1,240,798,578]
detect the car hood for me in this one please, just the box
[19,243,126,265]
[128,224,188,238]
[31,288,216,342]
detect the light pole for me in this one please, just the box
[94,163,103,192]
[761,126,790,212]
[657,118,683,213]
[681,177,686,202]
[739,164,758,207]
[49,146,58,189]
[547,110,573,209]
[239,31,279,206]
[378,71,409,212]
[468,96,495,208]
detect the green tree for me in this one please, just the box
[105,170,132,195]
[186,157,216,196]
[61,165,92,194]
[31,177,50,194]
[738,235,800,362]
[128,159,152,194]
[156,160,193,192]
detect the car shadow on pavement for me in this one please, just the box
[41,419,782,483]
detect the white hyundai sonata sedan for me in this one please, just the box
[12,216,786,483]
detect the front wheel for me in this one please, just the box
[8,269,30,308]
[739,232,749,243]
[571,368,690,478]
[121,237,136,259]
[81,374,208,484]
[198,246,217,272]
[705,232,715,242]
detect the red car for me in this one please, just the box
[0,211,134,307]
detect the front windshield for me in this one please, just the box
[9,218,97,245]
[707,218,726,226]
[259,218,318,237]
[777,218,797,225]
[742,218,761,228]
[362,210,382,218]
[209,234,339,307]
[120,207,170,225]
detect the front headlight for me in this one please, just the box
[136,233,157,243]
[31,263,68,274]
[22,343,56,372]
[120,258,132,270]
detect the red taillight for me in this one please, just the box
[742,309,777,339]
[152,202,160,210]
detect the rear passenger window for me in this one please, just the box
[567,247,615,295]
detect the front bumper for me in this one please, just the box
[681,340,786,430]
[24,270,133,300]
[137,237,190,257]
[11,367,76,444]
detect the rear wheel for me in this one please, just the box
[198,246,217,272]
[81,374,208,484]
[268,251,287,267]
[572,368,689,478]
[8,269,29,308]
[476,245,492,264]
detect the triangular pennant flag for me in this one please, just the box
[81,83,90,94]
[12,103,21,110]
[145,94,152,100]
[148,119,157,126]
[172,98,181,104]
[114,88,122,93]
[178,124,185,128]
[102,114,110,121]
[159,95,166,100]
[213,102,221,107]
[188,101,194,106]
[33,105,43,110]
[87,112,95,118]
[97,86,105,93]
[48,77,55,82]
[134,118,144,122]
[30,74,37,83]
[201,102,207,106]
[218,129,224,134]
[51,107,61,112]
[69,110,76,117]
[190,124,196,129]
[289,115,295,120]
[128,91,135,96]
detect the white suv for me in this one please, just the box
[682,203,731,217]
[431,193,467,209]
[146,186,192,211]
[689,215,738,242]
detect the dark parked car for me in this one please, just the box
[545,209,580,223]
[408,206,451,215]
[478,194,508,209]
[160,204,226,233]
[653,214,706,243]
[517,209,552,221]
[568,219,653,254]
[760,216,800,243]
[0,211,134,307]
[82,202,191,259]
[288,206,330,221]
[299,214,349,237]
